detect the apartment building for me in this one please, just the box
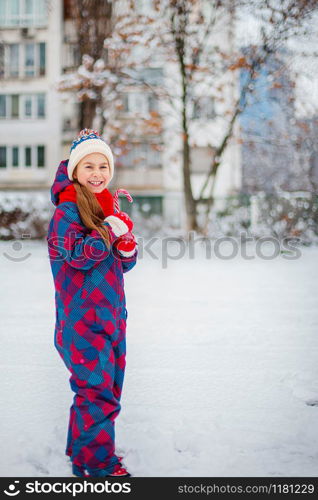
[240,51,318,194]
[0,0,63,190]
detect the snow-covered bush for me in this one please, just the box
[207,194,252,239]
[249,191,318,244]
[206,191,318,244]
[0,192,53,240]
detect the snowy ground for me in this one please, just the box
[1,238,318,477]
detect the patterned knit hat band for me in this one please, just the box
[67,129,114,182]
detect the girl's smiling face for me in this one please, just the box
[73,152,111,193]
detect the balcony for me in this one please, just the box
[114,167,163,191]
[0,0,48,28]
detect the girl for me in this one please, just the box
[47,129,138,477]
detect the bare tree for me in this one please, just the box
[62,0,113,130]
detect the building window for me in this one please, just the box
[0,0,48,27]
[0,146,6,167]
[138,196,163,217]
[0,94,6,117]
[11,94,19,117]
[122,95,129,113]
[148,94,158,112]
[1,43,46,78]
[25,43,35,76]
[135,0,153,13]
[192,96,216,120]
[24,95,32,116]
[0,44,4,78]
[127,93,147,114]
[3,0,19,25]
[9,43,19,77]
[122,92,159,115]
[25,146,32,166]
[62,43,81,71]
[22,93,45,118]
[117,142,162,169]
[121,195,163,217]
[37,93,45,117]
[37,145,44,167]
[12,146,19,167]
[139,67,163,86]
[39,42,45,75]
[0,144,46,169]
[0,93,46,119]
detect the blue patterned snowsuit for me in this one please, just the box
[46,160,137,476]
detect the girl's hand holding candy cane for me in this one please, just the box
[104,211,134,237]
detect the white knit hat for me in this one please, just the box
[68,129,114,182]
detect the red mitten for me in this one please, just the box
[104,211,134,237]
[114,231,137,257]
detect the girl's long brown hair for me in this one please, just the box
[72,175,111,250]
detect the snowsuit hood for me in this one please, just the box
[50,159,72,207]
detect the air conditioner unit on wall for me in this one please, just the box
[21,27,36,38]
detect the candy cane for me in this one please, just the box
[113,188,133,212]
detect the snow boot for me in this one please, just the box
[72,456,126,477]
[108,464,131,477]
